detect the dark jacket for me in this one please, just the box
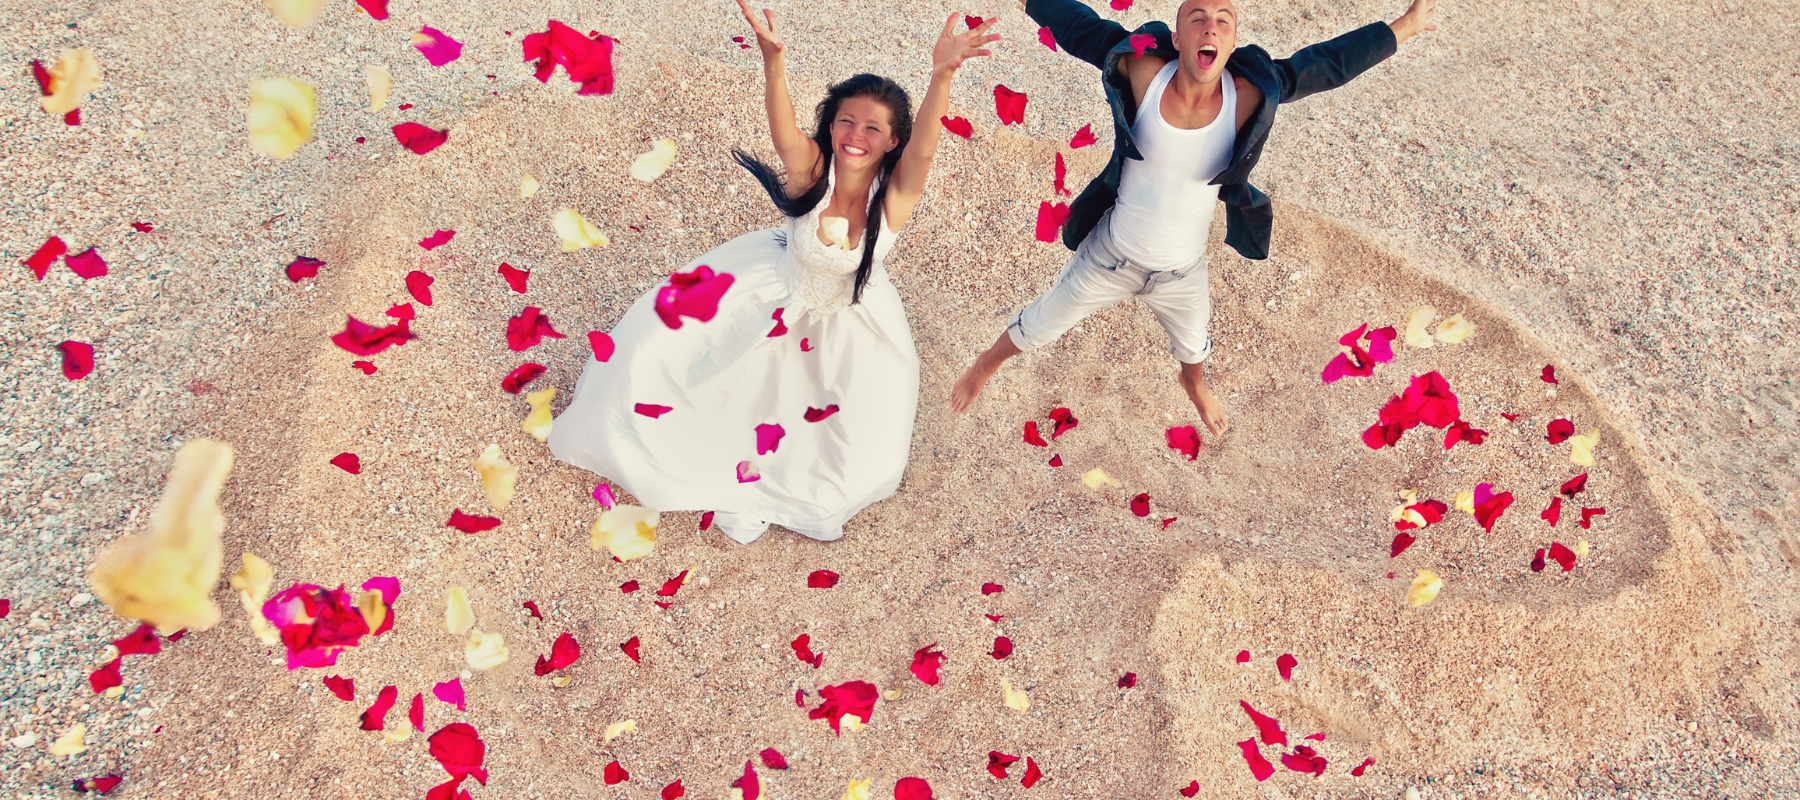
[1026,0,1397,259]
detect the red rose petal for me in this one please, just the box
[1579,506,1606,529]
[1180,780,1200,797]
[1542,496,1563,527]
[1130,493,1151,517]
[1561,473,1589,498]
[59,340,95,380]
[408,692,425,731]
[66,247,107,279]
[323,675,355,701]
[1048,454,1062,467]
[662,780,685,800]
[760,747,789,769]
[1531,547,1546,572]
[24,236,67,279]
[635,403,673,418]
[596,759,627,785]
[330,453,361,474]
[1034,201,1071,242]
[1023,421,1048,447]
[1118,672,1137,688]
[1473,491,1515,532]
[993,85,1027,125]
[963,14,985,28]
[1394,499,1447,530]
[619,580,639,593]
[1166,425,1202,460]
[1276,653,1297,681]
[653,265,735,329]
[1112,0,1135,10]
[1236,650,1250,663]
[501,362,547,394]
[1542,364,1559,383]
[1280,747,1328,776]
[587,331,615,362]
[809,680,878,735]
[800,337,813,352]
[1069,124,1096,149]
[1546,418,1575,445]
[795,689,806,707]
[807,570,840,589]
[988,750,1020,779]
[1501,412,1520,421]
[419,229,455,250]
[1038,26,1058,51]
[1352,757,1376,777]
[1160,516,1178,529]
[412,26,463,65]
[285,256,323,282]
[1444,420,1487,449]
[1366,326,1399,363]
[755,423,785,455]
[1128,33,1154,58]
[732,760,761,800]
[428,723,488,784]
[790,634,824,668]
[1390,532,1416,558]
[394,122,449,154]
[1053,152,1070,197]
[74,774,124,794]
[985,613,1004,622]
[523,600,543,619]
[655,569,689,597]
[331,315,413,356]
[30,60,52,94]
[497,262,530,293]
[804,404,840,422]
[522,21,617,95]
[1548,541,1577,572]
[1239,700,1287,746]
[1305,732,1327,741]
[942,115,973,139]
[533,632,582,676]
[505,306,564,351]
[88,657,122,694]
[698,511,714,531]
[360,685,398,731]
[1237,738,1275,782]
[910,644,945,686]
[1048,407,1078,438]
[894,777,934,800]
[445,509,501,533]
[620,636,641,662]
[767,307,789,337]
[1022,757,1044,788]
[990,636,1014,659]
[385,302,416,322]
[981,582,1004,595]
[355,0,387,19]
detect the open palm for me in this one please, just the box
[933,13,1001,75]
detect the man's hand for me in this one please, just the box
[1389,0,1439,45]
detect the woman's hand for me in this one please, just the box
[737,0,785,60]
[932,13,1001,77]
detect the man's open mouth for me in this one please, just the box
[1197,44,1219,70]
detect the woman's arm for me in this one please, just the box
[885,14,1000,230]
[738,0,821,194]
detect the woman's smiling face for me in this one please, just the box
[830,95,899,170]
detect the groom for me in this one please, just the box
[951,0,1441,435]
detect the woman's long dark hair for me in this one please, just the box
[733,73,913,304]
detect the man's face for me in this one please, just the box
[1175,0,1238,81]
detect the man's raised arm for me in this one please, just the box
[1025,0,1130,69]
[1272,0,1439,104]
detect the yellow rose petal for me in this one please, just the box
[841,779,872,800]
[603,719,637,742]
[1433,312,1475,344]
[1393,507,1428,528]
[247,78,316,160]
[629,138,678,182]
[365,65,392,112]
[593,505,660,561]
[1397,487,1418,504]
[89,439,233,635]
[1081,468,1121,490]
[229,553,279,645]
[445,586,474,635]
[465,630,510,670]
[522,387,555,441]
[104,686,124,698]
[1575,538,1590,557]
[356,589,389,633]
[48,723,87,756]
[381,727,413,743]
[1002,677,1030,712]
[1569,429,1599,467]
[1406,569,1443,607]
[553,208,609,252]
[263,0,328,26]
[1454,490,1475,514]
[520,174,541,199]
[1404,305,1437,349]
[471,444,517,510]
[42,49,101,116]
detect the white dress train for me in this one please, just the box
[547,166,920,542]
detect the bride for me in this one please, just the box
[548,4,1000,543]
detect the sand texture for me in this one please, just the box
[2,0,1797,797]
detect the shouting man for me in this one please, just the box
[950,0,1441,436]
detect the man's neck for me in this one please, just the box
[1166,60,1225,108]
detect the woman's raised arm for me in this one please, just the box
[738,0,821,194]
[885,14,1000,230]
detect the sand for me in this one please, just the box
[2,0,1797,797]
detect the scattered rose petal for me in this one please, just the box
[630,139,679,182]
[592,504,659,561]
[1022,757,1043,788]
[1128,33,1154,58]
[655,570,689,598]
[1444,420,1487,449]
[809,680,878,734]
[1034,201,1071,242]
[620,635,641,662]
[386,302,415,321]
[355,684,397,731]
[285,255,323,282]
[987,751,1020,779]
[981,582,1003,595]
[1561,474,1589,498]
[501,363,547,394]
[66,247,107,279]
[88,658,122,694]
[394,122,449,154]
[505,306,564,351]
[323,675,355,701]
[662,780,685,800]
[248,78,316,159]
[329,452,361,474]
[756,423,786,455]
[734,760,761,800]
[412,27,463,66]
[362,64,392,111]
[1473,490,1514,532]
[1048,407,1078,438]
[601,760,629,785]
[1048,454,1062,467]
[1002,677,1030,712]
[418,230,455,251]
[38,50,99,117]
[985,613,1003,622]
[800,337,813,352]
[1404,305,1436,348]
[1580,507,1606,529]
[1434,312,1475,343]
[1081,467,1120,489]
[911,644,945,685]
[1166,426,1202,460]
[1053,151,1070,197]
[1180,780,1200,797]
[1239,700,1287,746]
[1352,757,1376,777]
[72,774,123,794]
[1363,371,1462,449]
[1038,26,1057,50]
[1542,364,1559,383]
[894,777,934,800]
[1069,124,1096,149]
[263,583,370,669]
[1276,653,1297,681]
[819,216,851,249]
[552,206,614,250]
[993,85,1027,125]
[1542,496,1563,527]
[1130,493,1151,517]
[1023,421,1048,447]
[619,580,639,593]
[1118,672,1137,688]
[432,679,466,711]
[428,723,488,785]
[331,314,413,356]
[1390,532,1416,558]
[653,265,734,328]
[803,404,840,423]
[963,14,985,28]
[1160,516,1177,529]
[491,263,530,295]
[603,719,637,742]
[633,402,673,419]
[534,632,582,676]
[464,630,509,670]
[990,636,1013,659]
[1407,569,1443,607]
[522,21,616,95]
[358,576,400,636]
[808,570,840,589]
[1546,418,1575,445]
[1570,429,1599,467]
[940,115,974,140]
[1367,326,1398,363]
[1236,650,1250,663]
[737,460,761,483]
[1548,541,1576,572]
[48,722,88,756]
[1237,739,1275,781]
[791,634,824,668]
[445,509,502,534]
[352,360,378,375]
[59,340,95,380]
[354,0,387,19]
[1280,745,1328,776]
[23,236,66,280]
[521,600,543,620]
[765,307,790,338]
[89,439,233,636]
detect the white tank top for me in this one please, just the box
[1110,62,1237,271]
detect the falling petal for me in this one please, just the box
[89,440,232,634]
[470,444,517,510]
[521,21,616,95]
[263,0,329,26]
[1404,305,1436,348]
[519,175,540,199]
[1434,313,1475,344]
[445,510,501,533]
[1579,507,1606,529]
[1237,739,1274,781]
[522,387,555,441]
[464,630,509,670]
[941,116,973,139]
[23,236,67,281]
[993,85,1027,125]
[1276,653,1297,681]
[1069,124,1096,149]
[1406,569,1443,607]
[41,49,101,116]
[1034,201,1071,243]
[393,122,448,154]
[66,247,107,279]
[1165,426,1202,460]
[1239,700,1287,746]
[247,78,316,159]
[501,363,547,394]
[808,680,878,734]
[553,208,609,251]
[592,504,659,561]
[910,644,946,685]
[412,27,464,66]
[736,460,761,483]
[630,139,678,182]
[445,587,475,635]
[229,553,278,644]
[432,679,466,711]
[1038,26,1058,51]
[365,65,391,111]
[1570,429,1599,467]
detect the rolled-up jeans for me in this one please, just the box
[1006,210,1213,364]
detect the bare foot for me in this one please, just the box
[951,332,1022,416]
[1179,362,1229,436]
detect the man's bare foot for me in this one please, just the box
[1179,361,1229,436]
[950,332,1023,416]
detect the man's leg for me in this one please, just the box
[1140,266,1228,435]
[951,243,1137,416]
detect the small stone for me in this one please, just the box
[69,593,93,608]
[9,732,37,749]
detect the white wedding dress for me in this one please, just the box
[548,165,920,542]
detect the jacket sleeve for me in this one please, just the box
[1272,21,1398,104]
[1026,0,1129,70]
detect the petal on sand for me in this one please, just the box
[501,363,547,394]
[23,236,67,280]
[471,444,517,510]
[411,27,464,66]
[522,387,556,441]
[393,122,449,154]
[941,115,973,139]
[365,65,391,111]
[808,570,840,589]
[329,453,361,474]
[1166,426,1202,460]
[1034,201,1071,243]
[593,504,659,561]
[993,85,1027,125]
[446,510,501,533]
[552,207,609,251]
[1406,569,1443,607]
[629,139,678,182]
[910,644,946,686]
[1069,124,1096,149]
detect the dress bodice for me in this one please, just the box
[781,163,898,315]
